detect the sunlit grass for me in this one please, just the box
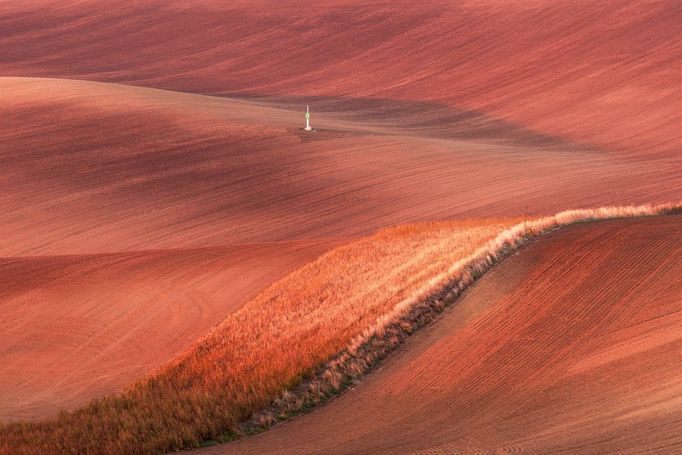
[1,203,678,455]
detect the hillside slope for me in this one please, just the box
[1,0,679,156]
[0,239,336,422]
[0,0,679,445]
[1,77,679,257]
[210,215,682,454]
[1,74,677,424]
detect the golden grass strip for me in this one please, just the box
[1,203,679,454]
[239,202,682,435]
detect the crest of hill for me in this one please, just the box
[1,77,679,256]
[0,0,679,156]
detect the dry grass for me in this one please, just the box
[1,203,679,454]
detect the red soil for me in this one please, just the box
[0,75,678,423]
[208,215,682,454]
[0,0,679,434]
[1,77,679,257]
[0,0,679,156]
[0,239,335,421]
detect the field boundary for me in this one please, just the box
[214,202,682,443]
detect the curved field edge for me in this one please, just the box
[224,202,682,441]
[207,212,682,455]
[0,203,680,455]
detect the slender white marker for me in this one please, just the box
[305,105,312,131]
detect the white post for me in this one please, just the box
[305,105,312,131]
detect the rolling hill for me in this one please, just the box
[1,0,680,156]
[1,77,679,257]
[210,215,682,454]
[0,240,336,421]
[0,0,679,453]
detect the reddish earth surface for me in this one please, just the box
[1,78,679,257]
[0,239,336,421]
[0,0,680,157]
[207,215,682,454]
[0,0,679,442]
